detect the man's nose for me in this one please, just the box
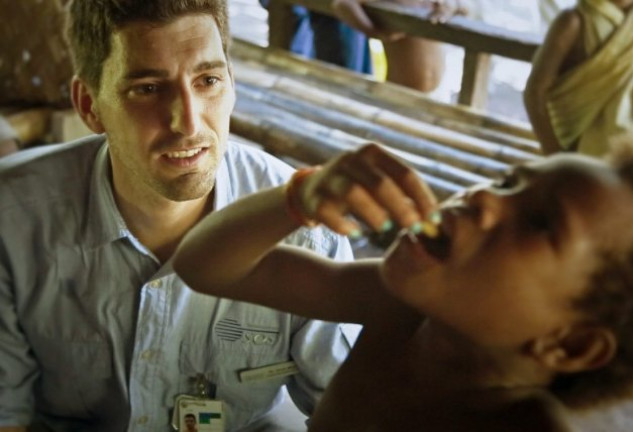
[170,86,201,137]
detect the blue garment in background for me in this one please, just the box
[260,1,372,74]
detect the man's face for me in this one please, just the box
[90,13,235,203]
[382,154,633,347]
[184,414,196,431]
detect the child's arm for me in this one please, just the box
[524,9,582,155]
[173,144,436,324]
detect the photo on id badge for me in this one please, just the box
[179,397,224,432]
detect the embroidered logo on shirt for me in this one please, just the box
[215,318,279,345]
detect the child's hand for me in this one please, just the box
[332,0,406,42]
[424,0,469,24]
[288,143,438,237]
[332,0,469,41]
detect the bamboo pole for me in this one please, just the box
[231,110,463,200]
[230,39,538,143]
[234,66,539,164]
[236,84,510,182]
[230,52,539,154]
[233,94,496,190]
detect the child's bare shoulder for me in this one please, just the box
[548,7,583,41]
[492,390,572,432]
[537,7,585,74]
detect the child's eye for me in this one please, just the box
[493,172,519,190]
[526,213,551,232]
[522,209,559,246]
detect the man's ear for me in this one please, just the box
[527,325,617,373]
[71,76,105,134]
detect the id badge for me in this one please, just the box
[178,397,225,432]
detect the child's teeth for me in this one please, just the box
[423,222,439,238]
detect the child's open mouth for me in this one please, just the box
[416,221,451,261]
[367,211,453,259]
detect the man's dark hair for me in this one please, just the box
[550,144,633,409]
[65,0,229,91]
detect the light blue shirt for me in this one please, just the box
[0,135,354,431]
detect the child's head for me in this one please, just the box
[550,144,633,408]
[380,144,633,407]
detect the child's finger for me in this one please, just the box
[343,183,392,232]
[333,0,378,37]
[356,144,438,218]
[309,170,391,231]
[345,161,422,230]
[313,199,361,236]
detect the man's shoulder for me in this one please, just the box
[0,134,105,210]
[0,134,105,173]
[224,139,294,187]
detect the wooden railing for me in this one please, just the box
[267,0,543,109]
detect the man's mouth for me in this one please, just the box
[165,148,204,159]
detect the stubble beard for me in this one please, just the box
[109,140,221,204]
[159,166,216,201]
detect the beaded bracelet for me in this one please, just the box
[284,166,321,227]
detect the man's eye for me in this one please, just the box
[197,76,219,88]
[132,84,158,95]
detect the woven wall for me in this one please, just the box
[0,0,73,108]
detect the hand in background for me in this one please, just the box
[425,0,469,24]
[332,0,405,41]
[332,0,470,42]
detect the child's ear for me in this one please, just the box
[527,325,617,373]
[71,76,105,134]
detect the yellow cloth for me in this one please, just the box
[546,0,633,156]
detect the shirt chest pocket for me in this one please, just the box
[178,336,289,388]
[30,334,113,418]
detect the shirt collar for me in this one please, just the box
[212,147,232,211]
[84,140,131,249]
[83,139,235,249]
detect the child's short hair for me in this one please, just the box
[550,140,633,408]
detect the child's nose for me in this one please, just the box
[467,188,506,231]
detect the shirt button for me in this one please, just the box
[149,280,162,289]
[136,416,148,425]
[140,350,155,360]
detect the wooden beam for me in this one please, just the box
[267,0,296,50]
[6,108,52,145]
[458,50,491,109]
[276,0,541,61]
